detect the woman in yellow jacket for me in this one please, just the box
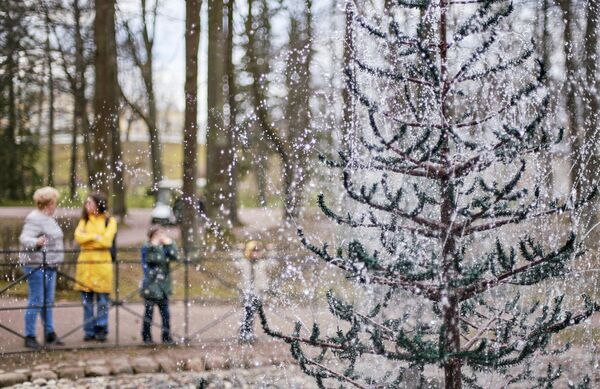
[74,192,117,342]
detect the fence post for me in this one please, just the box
[184,247,190,344]
[42,250,47,347]
[115,256,120,346]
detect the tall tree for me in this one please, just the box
[557,2,581,195]
[0,0,39,199]
[181,0,202,246]
[225,0,239,223]
[258,1,599,388]
[122,0,163,191]
[206,0,237,225]
[54,0,94,198]
[44,7,55,188]
[282,1,313,220]
[245,0,314,221]
[580,1,600,245]
[92,0,117,194]
[341,0,355,153]
[93,0,126,216]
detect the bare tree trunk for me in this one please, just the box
[206,0,236,225]
[537,0,554,194]
[6,39,21,199]
[439,2,462,387]
[181,0,202,247]
[122,0,163,190]
[558,1,581,197]
[341,0,355,153]
[94,0,126,216]
[246,0,297,221]
[45,11,55,187]
[282,0,313,220]
[225,0,239,225]
[581,1,600,245]
[111,112,127,217]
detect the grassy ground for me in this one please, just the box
[38,142,205,188]
[16,141,285,209]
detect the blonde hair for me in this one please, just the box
[244,240,263,260]
[33,187,59,210]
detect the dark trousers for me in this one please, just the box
[239,293,257,343]
[142,298,170,341]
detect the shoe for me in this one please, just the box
[143,338,155,345]
[94,326,108,342]
[45,332,64,346]
[162,335,175,345]
[83,334,95,342]
[24,336,41,349]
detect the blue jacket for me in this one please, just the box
[140,242,178,301]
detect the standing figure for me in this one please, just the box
[74,192,117,342]
[19,187,64,349]
[236,240,275,343]
[140,225,178,345]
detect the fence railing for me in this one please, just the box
[0,247,250,354]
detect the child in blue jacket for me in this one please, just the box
[140,225,178,344]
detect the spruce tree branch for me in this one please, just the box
[386,112,443,129]
[356,59,434,87]
[301,357,370,389]
[453,138,509,177]
[320,199,439,238]
[366,110,447,178]
[325,155,439,179]
[454,105,508,128]
[458,206,563,236]
[460,239,569,300]
[343,171,446,232]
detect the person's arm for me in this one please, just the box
[19,217,42,249]
[163,242,178,261]
[145,245,167,264]
[95,216,117,248]
[74,219,97,244]
[141,245,149,279]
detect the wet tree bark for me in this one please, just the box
[181,0,202,247]
[581,1,600,246]
[206,0,237,225]
[439,3,462,387]
[558,1,582,199]
[225,0,239,225]
[537,0,554,195]
[282,0,313,221]
[341,0,355,153]
[45,10,55,188]
[93,0,118,196]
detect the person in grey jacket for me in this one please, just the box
[19,186,64,349]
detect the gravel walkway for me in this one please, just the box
[5,366,317,389]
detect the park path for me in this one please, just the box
[0,298,332,354]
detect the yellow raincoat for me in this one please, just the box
[74,214,117,293]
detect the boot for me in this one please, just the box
[162,334,175,345]
[94,326,108,342]
[24,336,41,349]
[45,332,64,346]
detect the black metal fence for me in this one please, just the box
[0,247,248,354]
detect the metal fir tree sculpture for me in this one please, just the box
[257,1,599,388]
